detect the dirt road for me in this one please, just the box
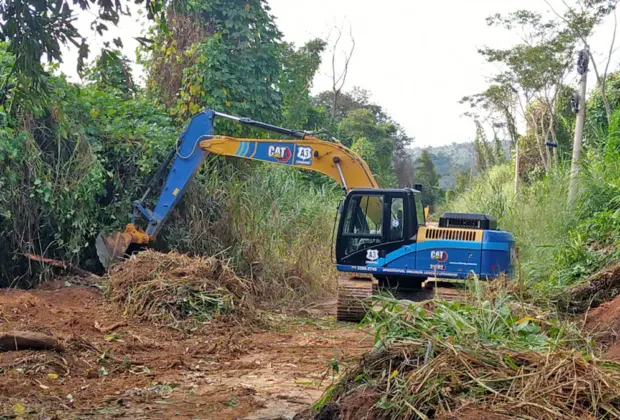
[0,284,372,419]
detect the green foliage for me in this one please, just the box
[280,39,326,128]
[414,149,441,207]
[443,164,572,291]
[157,0,283,124]
[338,109,398,186]
[0,0,163,98]
[0,68,177,284]
[84,50,136,94]
[473,120,495,173]
[164,164,341,301]
[587,71,620,139]
[445,104,620,298]
[314,87,388,122]
[367,289,590,352]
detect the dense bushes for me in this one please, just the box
[0,75,178,285]
[0,73,341,299]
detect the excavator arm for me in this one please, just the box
[96,109,379,267]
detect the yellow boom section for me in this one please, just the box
[199,135,379,190]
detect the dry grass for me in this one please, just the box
[106,250,252,328]
[315,338,620,420]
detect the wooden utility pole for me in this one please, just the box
[568,49,589,209]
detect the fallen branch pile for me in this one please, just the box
[314,338,620,419]
[106,250,251,327]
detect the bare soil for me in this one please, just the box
[0,283,371,419]
[585,293,620,360]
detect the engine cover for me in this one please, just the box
[439,213,497,230]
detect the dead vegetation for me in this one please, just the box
[0,331,63,352]
[106,250,253,328]
[307,337,620,420]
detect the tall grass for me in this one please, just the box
[163,160,341,305]
[443,164,575,291]
[443,114,620,300]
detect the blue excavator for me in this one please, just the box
[97,109,515,321]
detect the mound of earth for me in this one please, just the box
[0,284,371,419]
[585,293,620,360]
[561,262,620,313]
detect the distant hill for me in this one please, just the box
[409,142,475,189]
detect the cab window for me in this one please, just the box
[341,195,383,256]
[389,197,404,241]
[343,195,383,236]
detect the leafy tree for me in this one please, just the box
[84,50,136,94]
[461,83,519,149]
[145,0,283,125]
[544,0,618,126]
[481,10,577,172]
[587,71,620,139]
[338,108,397,185]
[393,150,415,188]
[473,120,495,173]
[314,87,388,123]
[415,149,441,207]
[280,39,327,128]
[445,168,472,202]
[312,87,413,187]
[493,136,506,165]
[0,0,163,101]
[350,137,377,170]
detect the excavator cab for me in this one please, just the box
[335,188,424,267]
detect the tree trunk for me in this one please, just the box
[530,114,548,171]
[331,89,338,119]
[568,69,588,209]
[0,331,63,351]
[550,125,559,166]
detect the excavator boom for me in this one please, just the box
[201,135,378,190]
[96,109,378,267]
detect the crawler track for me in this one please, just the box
[336,277,466,322]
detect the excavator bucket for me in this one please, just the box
[96,230,132,269]
[96,223,151,269]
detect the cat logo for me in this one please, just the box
[366,249,379,264]
[295,146,313,166]
[430,250,448,262]
[268,146,292,163]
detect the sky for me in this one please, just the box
[61,0,619,147]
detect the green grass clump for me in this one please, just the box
[365,278,594,353]
[307,285,618,420]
